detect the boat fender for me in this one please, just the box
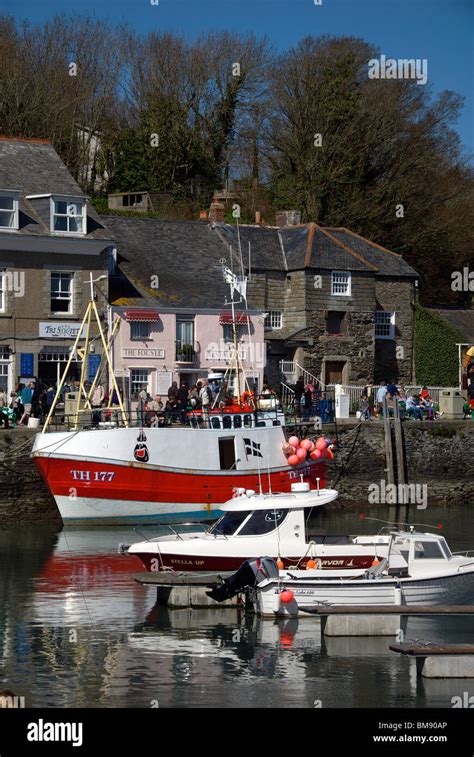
[272,591,282,613]
[394,584,403,605]
[306,559,316,570]
[280,589,294,604]
[276,557,284,570]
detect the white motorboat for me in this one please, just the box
[125,481,391,572]
[242,529,474,616]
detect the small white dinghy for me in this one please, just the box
[125,481,391,572]
[245,529,474,616]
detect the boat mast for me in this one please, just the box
[41,273,128,432]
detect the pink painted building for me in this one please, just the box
[110,305,266,403]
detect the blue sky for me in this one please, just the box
[3,0,473,153]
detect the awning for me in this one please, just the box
[219,311,249,325]
[124,309,160,322]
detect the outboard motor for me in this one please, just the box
[206,556,280,602]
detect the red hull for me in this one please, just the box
[137,553,376,572]
[34,457,326,507]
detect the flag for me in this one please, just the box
[243,438,263,459]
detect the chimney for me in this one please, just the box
[209,198,225,223]
[275,210,301,227]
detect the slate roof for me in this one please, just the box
[104,215,419,310]
[104,215,244,310]
[217,225,285,270]
[218,222,418,277]
[433,309,474,343]
[0,137,112,240]
[329,228,419,277]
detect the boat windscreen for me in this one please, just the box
[208,511,251,536]
[237,509,288,536]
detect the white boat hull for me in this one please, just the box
[252,570,474,616]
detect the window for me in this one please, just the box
[0,346,10,394]
[265,311,282,330]
[51,272,73,313]
[130,321,151,340]
[208,510,251,536]
[331,271,351,296]
[238,509,288,536]
[375,311,395,339]
[413,541,444,560]
[176,317,194,347]
[0,193,18,229]
[326,311,347,335]
[39,346,71,362]
[123,194,143,208]
[131,368,151,399]
[0,362,8,393]
[52,198,85,234]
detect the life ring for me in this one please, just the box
[241,390,255,410]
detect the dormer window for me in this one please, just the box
[52,197,85,234]
[0,191,19,230]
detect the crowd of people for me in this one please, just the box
[138,379,281,427]
[359,381,442,421]
[0,380,57,429]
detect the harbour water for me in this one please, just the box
[1,506,473,709]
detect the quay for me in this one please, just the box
[389,642,474,678]
[300,604,474,638]
[133,571,239,608]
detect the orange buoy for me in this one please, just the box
[280,589,294,603]
[371,558,380,567]
[276,557,284,570]
[306,559,316,570]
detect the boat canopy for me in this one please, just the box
[220,487,338,512]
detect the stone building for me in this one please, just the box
[216,222,419,388]
[0,137,115,395]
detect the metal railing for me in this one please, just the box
[280,381,451,416]
[279,360,324,390]
[175,342,196,363]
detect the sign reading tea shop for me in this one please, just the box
[39,322,87,339]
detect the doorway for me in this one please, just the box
[219,437,236,470]
[324,361,346,384]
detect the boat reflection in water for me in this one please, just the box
[1,506,473,709]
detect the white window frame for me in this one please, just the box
[51,272,74,315]
[130,321,151,340]
[0,190,19,231]
[331,270,351,296]
[265,310,283,330]
[0,269,4,313]
[375,311,396,340]
[50,195,86,235]
[130,368,152,399]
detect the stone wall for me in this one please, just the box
[374,278,415,384]
[302,309,375,385]
[324,421,473,509]
[0,429,60,527]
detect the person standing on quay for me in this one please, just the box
[19,382,34,425]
